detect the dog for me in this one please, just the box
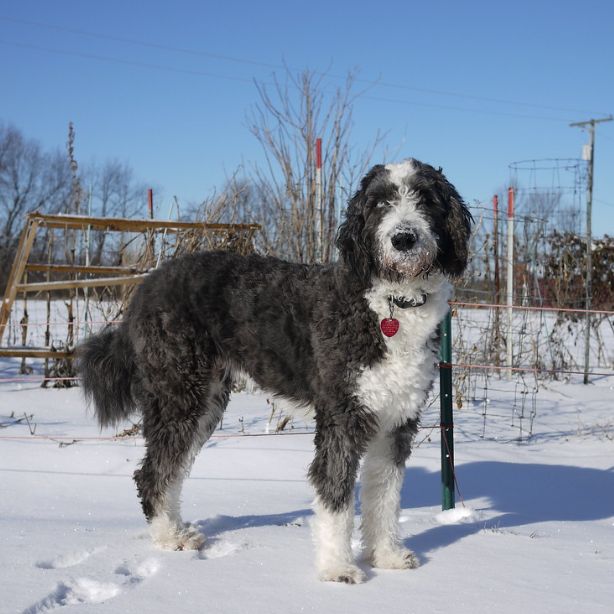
[78,159,472,584]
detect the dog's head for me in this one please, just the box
[336,159,472,286]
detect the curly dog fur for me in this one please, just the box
[78,158,472,582]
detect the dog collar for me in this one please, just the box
[391,294,427,309]
[380,294,427,338]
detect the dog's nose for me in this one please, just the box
[391,232,417,252]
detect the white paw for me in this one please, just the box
[151,520,205,551]
[368,546,420,570]
[175,524,206,551]
[318,564,366,584]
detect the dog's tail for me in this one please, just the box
[77,326,137,428]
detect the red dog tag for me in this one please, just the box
[380,318,400,337]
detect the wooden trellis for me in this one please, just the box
[0,212,260,360]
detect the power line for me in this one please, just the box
[0,39,256,85]
[359,92,574,122]
[1,14,610,118]
[0,39,589,124]
[360,78,607,116]
[0,15,282,71]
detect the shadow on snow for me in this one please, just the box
[401,460,614,559]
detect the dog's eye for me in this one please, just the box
[375,201,390,209]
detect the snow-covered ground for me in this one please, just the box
[1,355,612,614]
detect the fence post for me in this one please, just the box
[146,188,155,266]
[439,309,455,511]
[315,137,323,262]
[506,187,515,379]
[493,194,501,367]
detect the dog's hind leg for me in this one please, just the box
[360,419,419,569]
[134,368,231,551]
[308,406,377,584]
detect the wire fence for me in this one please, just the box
[1,172,613,445]
[1,298,612,446]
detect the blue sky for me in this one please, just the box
[1,0,613,233]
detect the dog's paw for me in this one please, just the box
[318,564,366,584]
[151,520,205,551]
[173,524,206,551]
[368,546,420,570]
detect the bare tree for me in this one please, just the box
[247,69,382,263]
[0,124,71,291]
[0,123,152,291]
[83,159,148,264]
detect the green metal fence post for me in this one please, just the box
[439,309,455,510]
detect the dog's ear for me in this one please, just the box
[336,165,384,285]
[435,175,473,277]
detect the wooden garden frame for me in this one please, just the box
[0,212,260,359]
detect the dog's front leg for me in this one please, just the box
[360,419,420,569]
[308,410,376,584]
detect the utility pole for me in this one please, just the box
[569,115,613,384]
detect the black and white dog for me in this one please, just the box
[78,159,472,584]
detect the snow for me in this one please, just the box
[435,506,479,525]
[1,357,614,613]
